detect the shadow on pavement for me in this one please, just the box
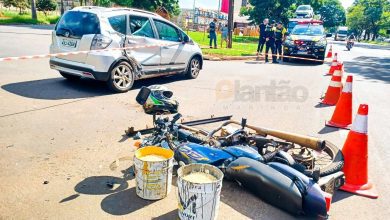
[100,187,156,215]
[220,181,294,219]
[59,194,80,203]
[1,78,112,100]
[1,75,189,100]
[74,176,129,195]
[152,209,178,220]
[332,191,353,203]
[318,126,339,134]
[315,103,332,108]
[344,56,390,83]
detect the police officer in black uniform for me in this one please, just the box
[264,20,278,63]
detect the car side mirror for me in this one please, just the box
[326,33,332,37]
[136,86,151,105]
[183,35,190,43]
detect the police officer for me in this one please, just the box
[256,18,269,56]
[264,20,278,63]
[274,21,287,61]
[209,18,218,49]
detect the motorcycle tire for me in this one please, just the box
[303,140,344,177]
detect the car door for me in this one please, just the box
[152,19,187,71]
[125,15,161,73]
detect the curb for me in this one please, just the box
[203,55,263,61]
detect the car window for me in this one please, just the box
[153,20,181,42]
[56,11,100,38]
[297,5,311,10]
[292,25,324,36]
[108,15,126,35]
[129,16,155,38]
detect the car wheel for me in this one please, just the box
[185,57,201,79]
[59,71,81,81]
[107,62,134,93]
[282,56,289,62]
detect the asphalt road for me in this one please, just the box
[0,25,389,219]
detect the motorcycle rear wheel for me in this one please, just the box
[288,140,344,177]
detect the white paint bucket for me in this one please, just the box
[134,146,174,200]
[177,164,224,220]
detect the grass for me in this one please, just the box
[187,31,261,56]
[360,40,390,46]
[0,10,60,25]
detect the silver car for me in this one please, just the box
[295,5,314,18]
[50,7,203,92]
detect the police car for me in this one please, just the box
[283,20,332,63]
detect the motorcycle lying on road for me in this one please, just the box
[128,86,345,218]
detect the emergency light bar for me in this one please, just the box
[297,19,323,25]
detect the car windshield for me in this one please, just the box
[291,25,324,36]
[56,11,100,38]
[288,21,297,29]
[297,5,311,10]
[338,30,348,35]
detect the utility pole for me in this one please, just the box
[227,0,234,48]
[31,0,37,20]
[192,0,196,28]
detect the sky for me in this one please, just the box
[178,0,355,10]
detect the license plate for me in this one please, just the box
[297,50,307,55]
[61,39,77,48]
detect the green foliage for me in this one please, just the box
[317,0,346,28]
[1,0,30,13]
[111,0,132,7]
[347,0,390,39]
[0,10,59,24]
[347,4,367,35]
[36,0,57,15]
[110,0,180,16]
[247,0,295,24]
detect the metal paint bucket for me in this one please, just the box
[134,146,174,200]
[177,164,224,220]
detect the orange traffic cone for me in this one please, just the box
[340,104,378,199]
[327,53,338,75]
[326,44,333,58]
[321,74,342,105]
[326,75,353,129]
[332,62,343,78]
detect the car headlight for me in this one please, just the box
[315,39,326,47]
[284,39,294,46]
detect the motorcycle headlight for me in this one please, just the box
[315,39,326,47]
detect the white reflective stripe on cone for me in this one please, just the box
[331,62,337,66]
[342,82,352,93]
[329,81,342,87]
[333,70,342,76]
[351,115,368,134]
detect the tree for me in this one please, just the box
[246,0,296,24]
[317,0,346,28]
[2,0,29,14]
[31,0,37,20]
[347,4,367,37]
[133,0,180,16]
[36,0,56,16]
[346,0,389,40]
[111,0,132,7]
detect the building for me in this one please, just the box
[174,8,228,30]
